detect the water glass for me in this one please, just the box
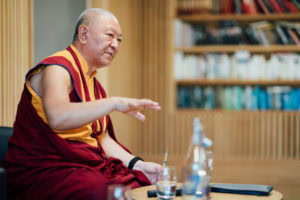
[202,175,211,199]
[205,150,213,199]
[206,151,213,174]
[156,166,177,200]
[107,184,132,200]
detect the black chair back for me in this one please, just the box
[0,168,6,200]
[0,127,13,167]
[0,126,11,200]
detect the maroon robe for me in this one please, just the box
[4,46,150,200]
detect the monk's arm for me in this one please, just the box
[101,133,162,184]
[101,133,135,166]
[41,66,160,130]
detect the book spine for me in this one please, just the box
[275,24,289,44]
[292,0,300,10]
[234,0,242,13]
[282,0,299,13]
[269,0,284,13]
[174,52,300,80]
[288,28,300,45]
[176,85,300,110]
[275,0,289,12]
[262,0,275,12]
[255,0,270,13]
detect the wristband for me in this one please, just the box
[128,156,144,170]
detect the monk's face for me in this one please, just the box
[85,15,122,68]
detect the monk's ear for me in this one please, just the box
[78,25,88,44]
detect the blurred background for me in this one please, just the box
[1,0,300,199]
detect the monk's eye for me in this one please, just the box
[106,33,114,38]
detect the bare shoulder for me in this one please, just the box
[31,65,72,97]
[42,65,71,79]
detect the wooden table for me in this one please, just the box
[131,185,283,200]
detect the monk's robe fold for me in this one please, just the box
[4,45,150,200]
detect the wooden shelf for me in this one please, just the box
[176,79,300,86]
[175,109,297,113]
[175,45,300,53]
[178,13,300,22]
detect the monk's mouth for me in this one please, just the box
[105,52,113,57]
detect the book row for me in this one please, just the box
[177,0,300,15]
[174,52,300,80]
[174,20,300,46]
[177,85,300,110]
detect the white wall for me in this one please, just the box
[34,0,86,65]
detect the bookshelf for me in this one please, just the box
[176,45,300,53]
[174,10,300,111]
[178,13,300,22]
[177,79,300,86]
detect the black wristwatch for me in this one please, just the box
[128,156,144,170]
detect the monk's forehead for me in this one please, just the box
[91,15,121,35]
[87,12,118,26]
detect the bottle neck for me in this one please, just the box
[192,117,203,146]
[193,129,203,146]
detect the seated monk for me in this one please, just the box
[4,8,162,200]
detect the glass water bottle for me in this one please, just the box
[182,117,208,200]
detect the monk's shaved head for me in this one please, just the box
[72,8,118,42]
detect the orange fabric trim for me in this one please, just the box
[70,45,98,80]
[51,49,87,102]
[70,45,107,140]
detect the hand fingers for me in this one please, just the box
[134,112,145,121]
[150,176,157,184]
[144,162,163,174]
[126,111,145,121]
[127,104,160,112]
[146,173,158,185]
[136,99,161,110]
[115,97,161,112]
[142,104,161,110]
[140,99,159,105]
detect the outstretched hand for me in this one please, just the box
[133,161,163,184]
[111,97,161,121]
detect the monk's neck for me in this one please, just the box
[86,67,97,78]
[73,43,97,78]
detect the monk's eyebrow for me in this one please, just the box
[108,26,122,37]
